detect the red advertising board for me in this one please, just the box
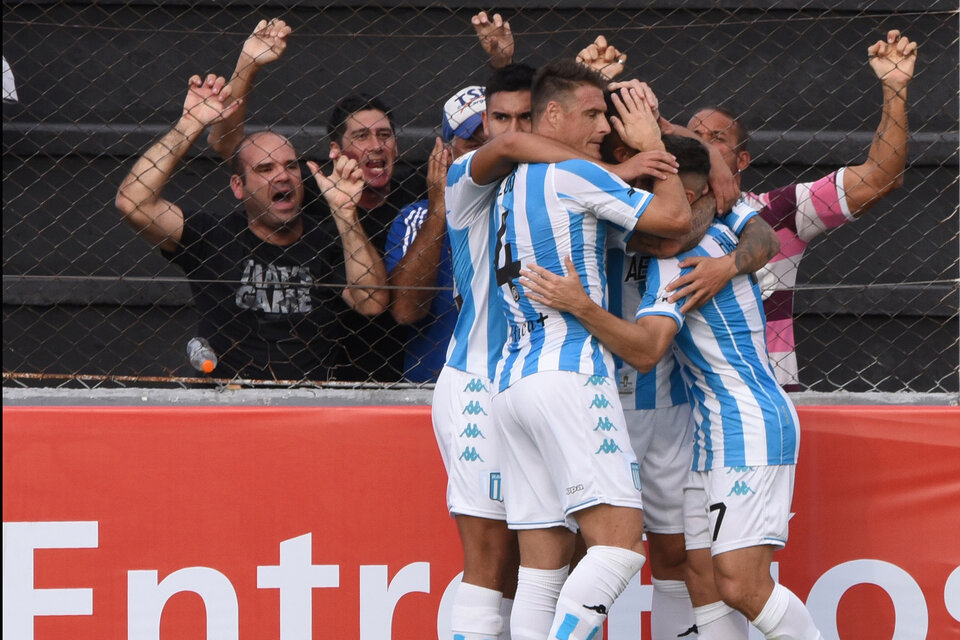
[3,405,959,639]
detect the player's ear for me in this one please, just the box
[613,145,631,164]
[736,149,751,173]
[545,100,562,128]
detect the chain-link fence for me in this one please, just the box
[3,2,957,392]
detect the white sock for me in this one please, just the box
[451,582,504,640]
[500,598,513,640]
[694,600,749,640]
[548,545,645,640]
[752,583,823,640]
[651,578,695,639]
[511,566,568,640]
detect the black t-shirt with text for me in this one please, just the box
[164,209,348,381]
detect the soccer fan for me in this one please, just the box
[518,158,822,639]
[603,128,779,637]
[489,61,691,640]
[115,74,386,381]
[668,29,917,389]
[208,19,423,381]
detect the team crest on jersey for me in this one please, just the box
[489,472,503,502]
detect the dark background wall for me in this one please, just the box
[3,1,958,390]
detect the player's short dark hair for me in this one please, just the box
[661,134,711,180]
[530,60,608,123]
[328,93,394,146]
[695,105,750,153]
[485,63,537,101]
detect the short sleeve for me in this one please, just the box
[554,160,653,246]
[384,200,427,273]
[635,255,685,330]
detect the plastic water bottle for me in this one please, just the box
[186,337,217,374]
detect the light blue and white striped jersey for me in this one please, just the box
[493,159,653,392]
[443,149,507,381]
[609,201,760,410]
[637,221,799,470]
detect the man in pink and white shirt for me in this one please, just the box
[666,29,917,390]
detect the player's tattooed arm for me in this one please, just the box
[730,216,779,274]
[664,216,779,313]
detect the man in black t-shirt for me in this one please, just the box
[208,19,422,382]
[116,73,388,382]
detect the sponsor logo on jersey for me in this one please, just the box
[459,423,485,439]
[462,401,488,416]
[583,375,609,386]
[727,466,756,473]
[565,483,584,495]
[595,439,622,455]
[458,446,484,462]
[728,480,756,496]
[508,312,548,342]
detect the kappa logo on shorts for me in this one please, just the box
[595,438,622,454]
[462,401,488,416]
[727,466,756,473]
[458,446,484,462]
[459,423,486,439]
[583,375,609,386]
[463,378,488,393]
[594,417,617,432]
[728,480,756,496]
[588,394,612,409]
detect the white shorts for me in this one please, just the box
[431,366,506,520]
[625,404,693,534]
[683,464,795,555]
[493,370,643,531]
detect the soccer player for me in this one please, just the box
[435,63,683,640]
[603,129,780,638]
[490,60,691,640]
[519,184,822,640]
[670,29,917,389]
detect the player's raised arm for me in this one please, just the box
[208,18,292,161]
[611,86,691,241]
[521,256,677,372]
[576,35,627,80]
[842,29,916,215]
[116,74,239,252]
[472,11,515,69]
